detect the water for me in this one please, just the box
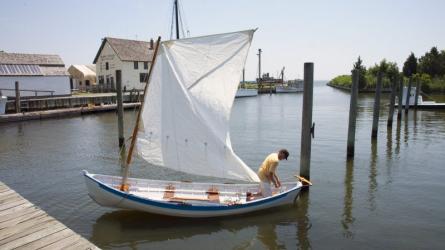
[1,82,445,249]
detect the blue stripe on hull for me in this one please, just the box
[85,173,300,212]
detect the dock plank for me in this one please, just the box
[14,228,73,250]
[0,182,99,250]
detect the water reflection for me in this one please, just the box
[342,159,355,239]
[368,139,378,211]
[395,119,401,156]
[295,190,311,249]
[90,197,312,249]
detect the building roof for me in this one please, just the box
[93,37,156,63]
[0,52,68,76]
[0,52,64,66]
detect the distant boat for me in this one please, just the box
[396,86,445,109]
[235,88,258,98]
[84,30,306,218]
[276,80,304,93]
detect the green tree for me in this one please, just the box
[419,47,445,77]
[403,52,418,77]
[352,56,367,89]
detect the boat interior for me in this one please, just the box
[91,174,300,206]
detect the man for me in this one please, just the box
[257,149,289,197]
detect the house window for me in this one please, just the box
[98,75,104,84]
[105,62,109,70]
[106,76,110,84]
[134,61,139,69]
[144,62,148,69]
[86,80,90,86]
[79,80,82,86]
[140,73,148,83]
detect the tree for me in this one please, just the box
[351,56,367,89]
[403,52,418,77]
[419,47,445,77]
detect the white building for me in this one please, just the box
[0,52,70,97]
[67,64,96,91]
[93,37,156,91]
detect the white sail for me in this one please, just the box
[136,30,260,182]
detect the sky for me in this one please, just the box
[1,0,444,80]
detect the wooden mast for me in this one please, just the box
[120,36,162,191]
[175,0,180,39]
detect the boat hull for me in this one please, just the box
[83,171,302,218]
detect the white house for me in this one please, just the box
[0,52,71,97]
[68,64,96,91]
[93,37,156,91]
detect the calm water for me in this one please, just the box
[1,82,445,249]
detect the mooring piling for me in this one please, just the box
[347,70,359,158]
[387,75,397,127]
[405,77,412,113]
[15,81,20,113]
[300,62,314,180]
[116,70,124,148]
[371,70,383,138]
[414,79,421,109]
[397,77,403,120]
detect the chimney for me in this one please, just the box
[150,39,154,50]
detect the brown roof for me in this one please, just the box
[40,66,69,76]
[93,37,155,63]
[0,52,64,66]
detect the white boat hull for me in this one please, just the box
[235,88,258,98]
[275,86,303,93]
[83,171,303,218]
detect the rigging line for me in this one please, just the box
[178,0,189,37]
[170,0,175,40]
[178,5,186,38]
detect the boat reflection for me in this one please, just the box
[90,196,312,249]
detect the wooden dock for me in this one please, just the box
[0,103,140,124]
[0,181,99,250]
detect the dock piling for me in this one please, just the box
[300,63,314,180]
[397,77,403,120]
[371,70,383,138]
[387,75,397,127]
[347,70,359,158]
[405,77,412,114]
[116,70,124,148]
[15,81,20,113]
[414,79,420,109]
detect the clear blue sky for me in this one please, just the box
[1,0,444,80]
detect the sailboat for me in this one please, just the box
[83,30,307,217]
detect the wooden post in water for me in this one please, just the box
[300,63,314,180]
[387,75,397,127]
[397,77,403,120]
[371,71,383,138]
[405,77,412,114]
[347,70,359,158]
[414,79,420,109]
[116,70,124,148]
[15,81,20,113]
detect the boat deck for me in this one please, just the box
[0,181,100,250]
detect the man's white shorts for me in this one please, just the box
[260,181,272,197]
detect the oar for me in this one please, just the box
[294,175,313,186]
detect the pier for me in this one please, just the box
[0,181,99,249]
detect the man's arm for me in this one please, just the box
[267,172,280,188]
[273,173,281,188]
